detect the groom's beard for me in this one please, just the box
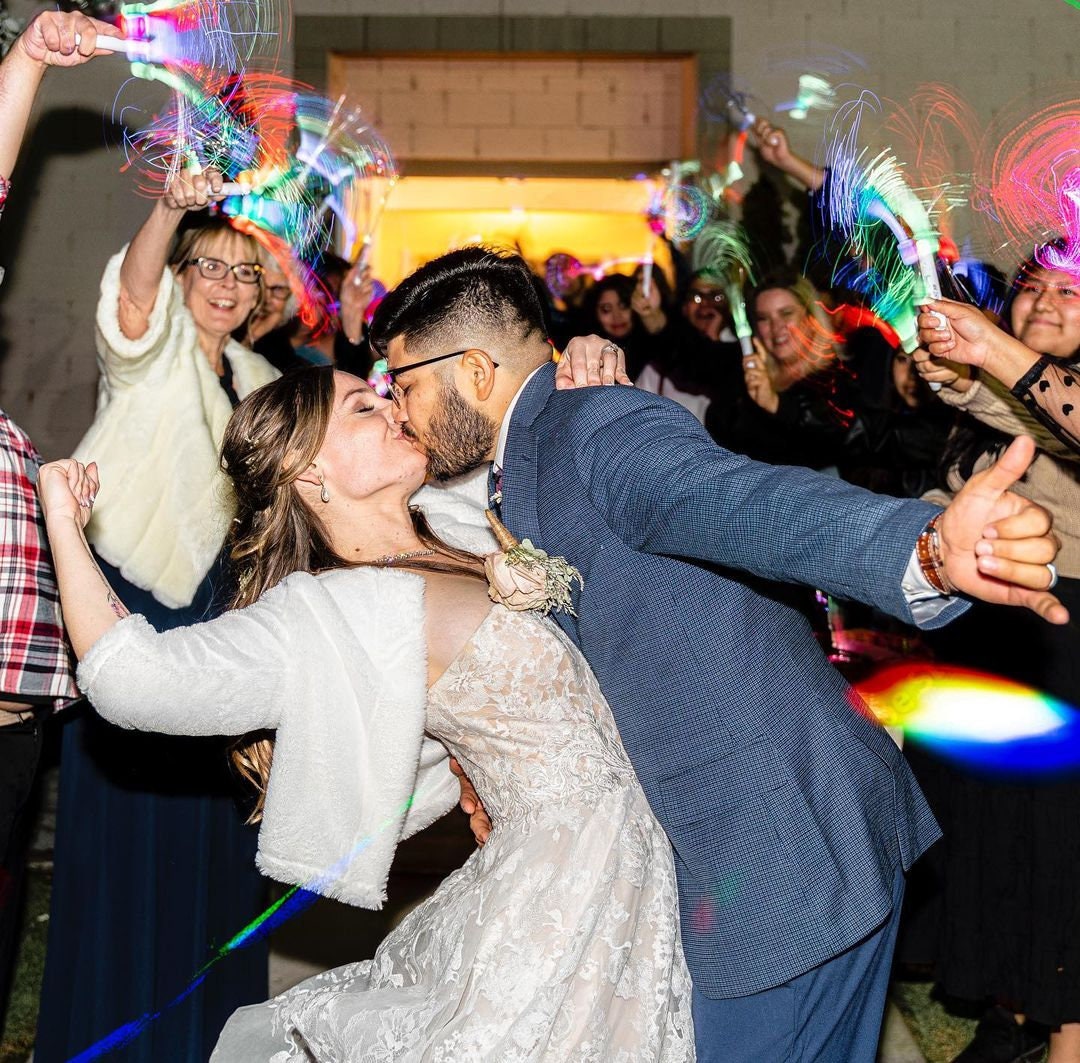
[407,381,498,481]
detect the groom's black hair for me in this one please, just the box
[369,246,550,358]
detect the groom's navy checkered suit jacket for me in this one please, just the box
[497,363,963,999]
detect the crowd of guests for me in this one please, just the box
[535,124,1080,1063]
[0,12,1078,1063]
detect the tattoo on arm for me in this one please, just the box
[81,535,130,620]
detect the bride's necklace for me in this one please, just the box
[373,547,437,566]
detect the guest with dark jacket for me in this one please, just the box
[707,270,862,471]
[633,268,744,425]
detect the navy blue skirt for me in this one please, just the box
[35,557,268,1063]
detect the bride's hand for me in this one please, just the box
[554,334,633,389]
[38,459,98,529]
[449,757,491,845]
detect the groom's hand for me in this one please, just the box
[938,436,1068,624]
[555,334,633,389]
[450,756,491,845]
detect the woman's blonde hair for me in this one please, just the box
[170,217,266,326]
[220,365,481,819]
[753,269,845,373]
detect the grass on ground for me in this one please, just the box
[1,866,50,1063]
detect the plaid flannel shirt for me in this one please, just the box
[0,411,78,708]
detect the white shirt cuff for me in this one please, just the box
[902,547,950,624]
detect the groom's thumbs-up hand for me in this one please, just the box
[939,436,1068,624]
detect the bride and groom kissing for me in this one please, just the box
[40,246,1066,1061]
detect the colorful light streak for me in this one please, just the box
[882,83,980,252]
[543,252,651,300]
[775,73,836,122]
[824,92,944,358]
[68,788,428,1061]
[116,0,286,81]
[122,71,396,330]
[976,94,1080,271]
[690,663,1080,935]
[855,663,1080,776]
[646,159,712,243]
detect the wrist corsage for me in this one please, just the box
[484,510,583,616]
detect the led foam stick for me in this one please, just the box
[723,87,756,131]
[775,74,836,121]
[115,0,286,78]
[979,95,1080,273]
[825,110,946,384]
[218,91,396,256]
[645,160,712,248]
[692,221,756,355]
[542,254,653,300]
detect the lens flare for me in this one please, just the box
[68,787,430,1060]
[854,663,1080,776]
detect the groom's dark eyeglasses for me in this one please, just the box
[370,349,500,405]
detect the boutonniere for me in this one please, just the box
[489,488,502,506]
[483,511,583,616]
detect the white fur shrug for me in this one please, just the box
[73,249,281,609]
[79,471,497,908]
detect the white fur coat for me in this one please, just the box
[80,567,455,908]
[79,474,497,908]
[73,249,281,609]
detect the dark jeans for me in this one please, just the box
[0,714,45,1019]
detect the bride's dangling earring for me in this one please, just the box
[318,472,330,504]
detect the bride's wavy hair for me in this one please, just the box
[220,365,481,820]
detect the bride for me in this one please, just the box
[40,365,694,1061]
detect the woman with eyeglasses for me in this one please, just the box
[631,269,745,426]
[35,169,278,1063]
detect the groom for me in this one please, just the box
[370,247,1065,1063]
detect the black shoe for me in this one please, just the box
[952,1006,1047,1063]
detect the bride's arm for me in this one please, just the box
[40,459,286,736]
[38,459,124,657]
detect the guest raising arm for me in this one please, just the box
[0,11,119,181]
[750,116,826,192]
[917,265,1080,453]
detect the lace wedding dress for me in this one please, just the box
[212,607,694,1062]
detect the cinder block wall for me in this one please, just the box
[334,56,688,163]
[0,0,1074,457]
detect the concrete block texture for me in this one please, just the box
[357,53,688,163]
[446,91,513,127]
